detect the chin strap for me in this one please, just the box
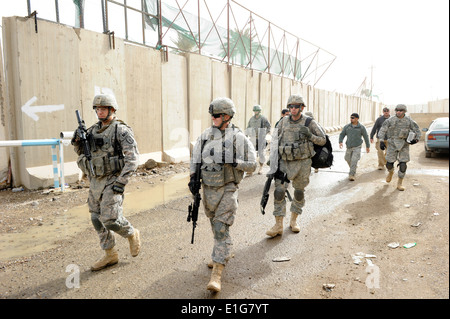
[97,106,114,121]
[212,115,233,129]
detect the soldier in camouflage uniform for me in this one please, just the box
[189,97,257,292]
[378,104,421,191]
[72,94,141,271]
[266,94,326,237]
[246,105,271,174]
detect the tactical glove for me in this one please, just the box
[380,141,386,150]
[188,174,201,195]
[408,138,419,145]
[299,126,312,139]
[112,181,126,194]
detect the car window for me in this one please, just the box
[431,119,449,130]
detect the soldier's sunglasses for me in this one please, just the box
[288,104,303,109]
[212,113,225,118]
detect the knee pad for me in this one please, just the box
[398,162,407,173]
[294,190,304,202]
[90,214,103,232]
[274,187,285,201]
[103,219,121,232]
[386,162,394,170]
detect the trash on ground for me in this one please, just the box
[404,204,411,208]
[388,242,400,249]
[352,252,376,265]
[322,283,335,291]
[403,242,417,249]
[272,256,291,262]
[411,222,421,227]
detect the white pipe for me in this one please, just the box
[60,131,74,139]
[0,138,63,191]
[0,139,60,147]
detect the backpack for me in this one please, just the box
[305,117,334,169]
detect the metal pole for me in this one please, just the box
[198,0,201,54]
[124,0,128,40]
[51,145,60,189]
[55,0,60,23]
[268,22,270,74]
[227,0,230,66]
[59,140,65,192]
[249,12,252,70]
[101,0,107,33]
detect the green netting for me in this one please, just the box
[143,0,302,80]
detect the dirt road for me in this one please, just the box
[0,133,448,302]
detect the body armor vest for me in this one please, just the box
[278,117,314,161]
[200,126,244,187]
[77,120,125,178]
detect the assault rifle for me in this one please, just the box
[187,160,202,244]
[260,168,292,215]
[75,110,95,176]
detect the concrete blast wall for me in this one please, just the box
[1,17,386,190]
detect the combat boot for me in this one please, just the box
[386,169,394,183]
[208,254,234,268]
[128,228,141,257]
[266,216,284,238]
[397,178,405,191]
[91,247,119,271]
[290,212,300,233]
[207,263,225,292]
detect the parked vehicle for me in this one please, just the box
[422,117,449,158]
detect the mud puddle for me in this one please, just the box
[0,173,189,261]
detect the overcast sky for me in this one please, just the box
[237,0,449,105]
[1,0,448,106]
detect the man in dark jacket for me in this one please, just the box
[370,107,391,170]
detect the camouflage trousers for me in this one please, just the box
[88,183,135,250]
[386,139,410,179]
[203,182,238,265]
[273,158,311,217]
[344,145,362,176]
[375,139,388,167]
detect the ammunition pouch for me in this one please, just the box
[201,168,225,187]
[77,155,91,176]
[201,164,243,187]
[279,141,313,161]
[77,154,124,178]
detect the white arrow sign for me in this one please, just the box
[21,96,65,121]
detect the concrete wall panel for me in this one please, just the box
[259,72,272,124]
[78,28,127,127]
[161,53,189,162]
[211,61,229,99]
[0,39,9,189]
[245,70,261,126]
[187,53,212,143]
[125,44,162,160]
[270,76,282,125]
[230,66,247,130]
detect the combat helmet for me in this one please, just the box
[92,94,119,111]
[395,104,407,112]
[209,97,236,117]
[287,94,305,106]
[253,105,262,112]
